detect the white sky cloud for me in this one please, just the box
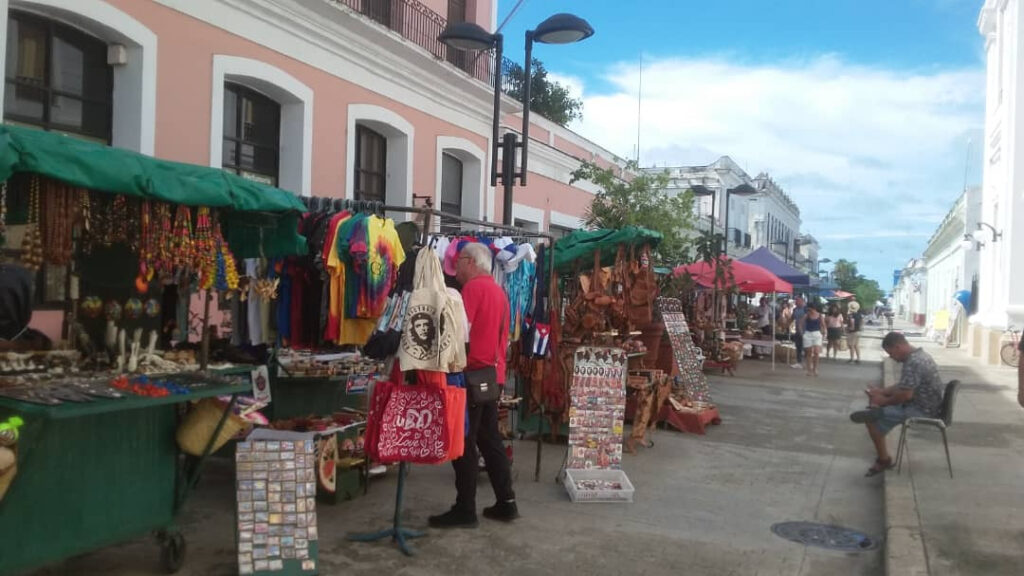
[563,55,985,285]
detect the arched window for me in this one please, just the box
[4,11,113,143]
[354,124,387,203]
[222,83,281,186]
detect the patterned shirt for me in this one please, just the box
[897,348,944,417]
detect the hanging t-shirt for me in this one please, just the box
[365,215,406,318]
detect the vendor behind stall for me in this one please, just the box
[0,263,51,351]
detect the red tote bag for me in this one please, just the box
[377,383,450,464]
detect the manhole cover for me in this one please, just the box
[771,521,878,552]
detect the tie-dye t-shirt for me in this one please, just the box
[364,215,405,318]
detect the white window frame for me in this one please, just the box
[1,0,157,154]
[209,55,313,195]
[512,203,544,232]
[549,210,585,231]
[347,104,413,215]
[435,135,485,221]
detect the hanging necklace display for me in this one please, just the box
[20,176,43,270]
[153,202,173,273]
[195,206,215,289]
[76,188,91,254]
[212,217,239,292]
[109,194,130,246]
[137,201,153,293]
[42,180,74,266]
[170,205,194,270]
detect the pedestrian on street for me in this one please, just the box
[825,303,845,360]
[790,296,806,369]
[846,301,864,364]
[429,242,518,529]
[755,297,771,336]
[850,332,945,476]
[798,303,823,377]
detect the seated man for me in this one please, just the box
[850,332,944,476]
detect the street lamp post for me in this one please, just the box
[439,14,594,225]
[722,183,757,257]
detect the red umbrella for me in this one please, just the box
[674,257,794,294]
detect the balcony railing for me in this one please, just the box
[330,0,499,86]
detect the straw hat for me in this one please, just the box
[848,301,861,312]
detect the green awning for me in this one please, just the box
[0,124,306,257]
[553,226,663,273]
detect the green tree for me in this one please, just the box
[571,160,696,264]
[506,58,583,127]
[829,258,883,310]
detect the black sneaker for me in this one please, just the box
[428,507,478,529]
[482,500,520,522]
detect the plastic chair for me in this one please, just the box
[895,380,961,478]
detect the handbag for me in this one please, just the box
[464,365,500,405]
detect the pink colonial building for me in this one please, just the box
[1,0,623,236]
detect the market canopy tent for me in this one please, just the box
[739,247,810,287]
[553,226,662,273]
[673,257,793,294]
[0,124,306,257]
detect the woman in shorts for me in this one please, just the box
[825,303,845,360]
[799,304,824,377]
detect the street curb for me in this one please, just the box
[884,469,929,576]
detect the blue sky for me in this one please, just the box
[497,0,987,288]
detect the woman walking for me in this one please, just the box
[846,301,864,363]
[799,304,824,377]
[825,303,845,360]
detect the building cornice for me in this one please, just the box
[153,0,495,134]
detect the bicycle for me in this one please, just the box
[1000,326,1020,368]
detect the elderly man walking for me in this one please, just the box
[850,332,944,476]
[429,242,518,528]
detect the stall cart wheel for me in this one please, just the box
[159,530,187,574]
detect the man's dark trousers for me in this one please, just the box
[451,399,514,512]
[794,332,805,364]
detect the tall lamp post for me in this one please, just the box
[722,183,757,257]
[439,14,595,225]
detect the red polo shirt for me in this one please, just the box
[461,274,509,384]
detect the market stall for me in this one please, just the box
[674,257,793,371]
[0,124,305,575]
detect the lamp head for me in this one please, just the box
[439,22,498,51]
[531,13,594,44]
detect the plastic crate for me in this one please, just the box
[563,469,635,503]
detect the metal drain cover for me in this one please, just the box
[771,521,878,552]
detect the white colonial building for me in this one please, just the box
[975,1,1024,363]
[651,156,757,257]
[922,187,982,345]
[750,172,802,265]
[893,258,928,326]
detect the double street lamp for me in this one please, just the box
[689,183,757,257]
[439,13,594,225]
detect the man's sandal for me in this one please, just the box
[865,458,894,477]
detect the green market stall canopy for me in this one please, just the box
[0,124,306,258]
[553,226,662,273]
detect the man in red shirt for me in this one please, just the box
[429,242,517,528]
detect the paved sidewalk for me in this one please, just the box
[880,322,1024,576]
[28,346,888,575]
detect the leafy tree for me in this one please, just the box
[506,58,583,127]
[829,258,883,310]
[571,160,696,264]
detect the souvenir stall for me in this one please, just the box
[0,125,306,575]
[673,257,793,372]
[514,226,661,502]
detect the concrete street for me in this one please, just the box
[883,325,1024,576]
[31,334,898,576]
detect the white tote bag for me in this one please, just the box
[398,247,463,372]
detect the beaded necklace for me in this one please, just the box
[42,180,74,265]
[0,181,7,249]
[20,176,43,270]
[170,205,194,270]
